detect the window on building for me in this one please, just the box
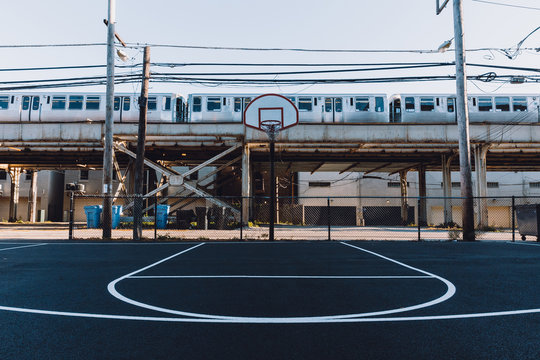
[207,97,221,111]
[25,172,32,181]
[68,95,84,110]
[298,97,313,112]
[355,97,370,112]
[86,96,100,110]
[387,181,409,188]
[51,96,66,110]
[309,181,331,187]
[192,96,202,112]
[0,96,9,110]
[80,170,89,181]
[495,97,510,112]
[452,182,460,188]
[0,170,6,180]
[487,182,499,188]
[512,97,528,112]
[529,182,540,188]
[405,97,415,112]
[420,97,435,111]
[478,97,493,112]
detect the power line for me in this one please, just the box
[472,0,540,11]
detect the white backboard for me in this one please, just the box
[244,94,299,131]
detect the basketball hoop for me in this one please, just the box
[260,119,282,142]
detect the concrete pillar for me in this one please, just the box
[418,165,427,226]
[27,170,38,223]
[399,171,408,225]
[474,144,489,228]
[241,143,251,225]
[8,167,21,222]
[442,154,454,225]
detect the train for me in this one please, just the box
[0,92,538,124]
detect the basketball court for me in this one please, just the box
[1,240,539,359]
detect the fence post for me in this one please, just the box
[512,195,515,242]
[327,197,331,241]
[154,194,157,241]
[68,192,74,240]
[417,197,421,241]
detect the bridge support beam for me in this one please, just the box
[27,170,38,223]
[242,143,251,225]
[442,154,455,225]
[399,171,408,225]
[8,167,21,222]
[474,144,489,229]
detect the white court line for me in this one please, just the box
[129,275,433,279]
[107,241,455,321]
[0,243,47,252]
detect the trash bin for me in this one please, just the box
[156,204,170,229]
[112,205,123,229]
[515,204,540,241]
[84,205,102,229]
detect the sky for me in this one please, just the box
[1,0,539,97]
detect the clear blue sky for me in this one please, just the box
[2,0,539,96]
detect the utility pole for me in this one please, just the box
[102,0,116,239]
[437,0,475,241]
[134,46,150,241]
[453,0,475,241]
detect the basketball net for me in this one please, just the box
[260,120,281,142]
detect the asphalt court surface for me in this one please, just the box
[1,240,539,359]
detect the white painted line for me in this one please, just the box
[128,275,433,279]
[108,241,456,322]
[0,243,47,252]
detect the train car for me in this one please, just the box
[187,93,388,123]
[390,93,539,124]
[0,92,185,122]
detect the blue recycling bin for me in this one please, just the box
[112,205,123,229]
[84,205,102,229]
[156,205,170,229]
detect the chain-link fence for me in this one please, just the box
[69,194,540,241]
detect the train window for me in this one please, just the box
[314,98,318,106]
[51,96,66,110]
[147,97,156,111]
[436,98,440,106]
[0,170,6,180]
[405,97,415,112]
[32,97,40,111]
[375,97,384,112]
[164,96,171,111]
[495,97,510,112]
[207,97,221,111]
[512,97,528,112]
[123,97,131,111]
[447,98,455,112]
[325,98,332,112]
[234,98,242,112]
[223,97,227,106]
[0,96,9,109]
[11,96,15,104]
[420,97,435,111]
[22,97,30,110]
[335,98,342,112]
[355,97,369,111]
[46,96,50,104]
[244,97,251,109]
[478,97,493,112]
[298,97,313,111]
[68,95,84,110]
[114,97,120,111]
[86,96,100,110]
[192,96,202,112]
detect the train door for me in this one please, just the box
[20,95,41,121]
[390,98,401,123]
[233,97,252,122]
[114,96,130,122]
[323,97,343,123]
